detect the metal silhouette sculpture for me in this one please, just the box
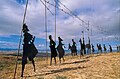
[68,43,74,56]
[109,45,112,52]
[97,44,102,53]
[91,44,95,53]
[57,37,65,63]
[21,24,38,77]
[118,45,120,52]
[103,44,107,53]
[49,35,57,65]
[85,37,91,54]
[79,38,86,56]
[71,39,77,56]
[116,45,120,52]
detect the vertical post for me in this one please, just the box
[90,22,92,44]
[54,0,57,42]
[82,21,84,39]
[88,21,91,54]
[45,0,48,63]
[88,21,90,39]
[91,24,92,36]
[90,22,93,54]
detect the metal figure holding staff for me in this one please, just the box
[21,24,38,77]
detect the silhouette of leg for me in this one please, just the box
[54,57,56,65]
[84,49,86,55]
[31,59,35,72]
[80,50,82,56]
[21,56,27,77]
[83,50,85,56]
[59,58,61,63]
[21,63,25,77]
[50,57,52,65]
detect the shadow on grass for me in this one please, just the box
[62,59,89,65]
[26,66,87,78]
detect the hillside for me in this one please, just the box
[0,52,120,79]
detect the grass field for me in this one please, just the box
[0,52,120,79]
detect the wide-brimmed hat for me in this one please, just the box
[58,37,63,41]
[22,23,29,32]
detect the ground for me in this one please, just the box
[0,52,120,79]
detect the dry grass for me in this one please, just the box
[0,52,120,79]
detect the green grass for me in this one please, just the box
[35,57,46,61]
[0,61,15,70]
[56,75,67,79]
[0,55,16,70]
[0,62,6,70]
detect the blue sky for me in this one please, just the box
[16,0,26,4]
[0,0,120,50]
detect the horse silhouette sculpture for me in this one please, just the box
[57,37,65,63]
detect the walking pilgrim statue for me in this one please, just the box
[71,39,77,56]
[21,23,38,77]
[49,35,57,65]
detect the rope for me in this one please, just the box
[58,0,88,25]
[39,0,54,15]
[44,0,89,31]
[44,0,115,40]
[13,0,29,78]
[45,0,73,17]
[58,0,115,37]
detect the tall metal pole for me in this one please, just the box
[88,21,90,45]
[91,23,92,36]
[82,21,84,39]
[88,21,90,39]
[54,0,57,42]
[45,0,48,62]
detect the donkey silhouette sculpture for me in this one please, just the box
[57,37,65,63]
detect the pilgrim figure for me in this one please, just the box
[21,24,38,77]
[49,35,57,65]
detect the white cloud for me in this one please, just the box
[0,41,18,48]
[0,0,120,47]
